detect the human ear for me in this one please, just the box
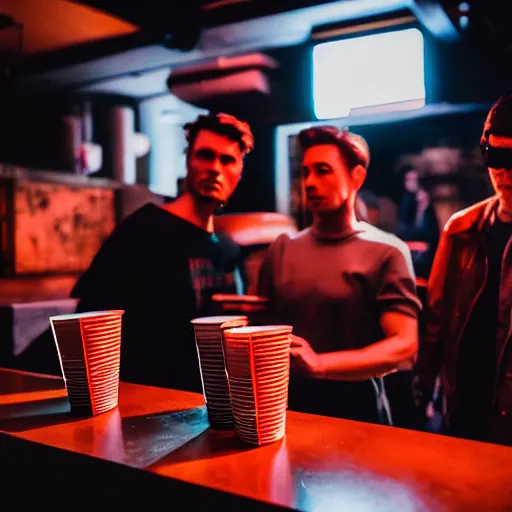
[351,164,367,191]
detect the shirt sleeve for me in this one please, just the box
[71,211,144,312]
[376,243,422,319]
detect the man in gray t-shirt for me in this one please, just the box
[259,126,421,423]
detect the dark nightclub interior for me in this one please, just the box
[0,1,511,509]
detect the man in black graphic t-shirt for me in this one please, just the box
[72,113,254,392]
[415,95,512,446]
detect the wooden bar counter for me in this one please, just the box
[1,368,511,511]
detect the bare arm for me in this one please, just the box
[292,312,418,381]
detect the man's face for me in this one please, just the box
[186,129,244,205]
[487,134,512,214]
[302,144,360,213]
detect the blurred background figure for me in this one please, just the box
[397,164,440,278]
[357,189,381,227]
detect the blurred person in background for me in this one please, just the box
[397,164,440,279]
[357,188,381,226]
[259,126,421,424]
[415,95,512,446]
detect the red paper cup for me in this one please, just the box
[191,315,248,430]
[50,310,124,416]
[223,325,293,445]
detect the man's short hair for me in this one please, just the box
[481,94,512,146]
[184,112,254,156]
[297,125,370,169]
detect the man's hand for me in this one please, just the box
[290,335,322,378]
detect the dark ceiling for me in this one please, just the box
[2,0,421,93]
[70,0,512,46]
[0,0,510,99]
[70,0,345,31]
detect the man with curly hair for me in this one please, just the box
[72,112,254,392]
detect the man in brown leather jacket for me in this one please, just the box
[415,95,512,446]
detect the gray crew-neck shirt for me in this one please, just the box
[258,222,421,421]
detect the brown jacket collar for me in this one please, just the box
[444,196,499,236]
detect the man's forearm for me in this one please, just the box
[315,335,417,382]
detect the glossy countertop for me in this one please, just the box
[1,368,511,511]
